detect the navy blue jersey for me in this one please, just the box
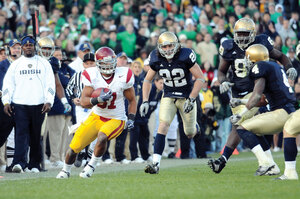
[0,59,10,90]
[249,61,295,111]
[220,34,274,98]
[149,48,196,98]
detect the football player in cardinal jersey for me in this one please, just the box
[140,31,205,174]
[208,17,297,175]
[56,47,137,178]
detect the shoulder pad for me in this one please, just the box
[149,50,159,65]
[222,39,234,51]
[219,39,235,59]
[178,48,192,61]
[254,34,274,51]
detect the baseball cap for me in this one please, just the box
[79,43,91,51]
[83,53,95,62]
[9,39,21,47]
[21,35,35,46]
[117,52,128,58]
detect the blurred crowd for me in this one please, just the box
[1,0,300,171]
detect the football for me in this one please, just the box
[91,87,111,98]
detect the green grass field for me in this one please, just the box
[0,152,299,199]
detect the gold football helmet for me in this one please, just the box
[37,37,55,59]
[234,18,256,49]
[157,31,180,59]
[245,44,269,72]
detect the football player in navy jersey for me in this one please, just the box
[208,17,297,175]
[37,37,72,113]
[140,31,205,174]
[231,44,298,179]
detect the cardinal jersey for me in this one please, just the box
[149,48,196,98]
[249,61,295,111]
[81,66,134,121]
[219,34,274,98]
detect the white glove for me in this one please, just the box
[63,103,72,113]
[183,97,196,113]
[230,114,241,125]
[220,81,234,94]
[139,101,149,117]
[97,89,112,103]
[286,67,297,81]
[230,98,242,108]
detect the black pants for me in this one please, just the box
[129,122,150,160]
[178,113,206,159]
[0,102,15,147]
[115,129,128,162]
[12,104,45,169]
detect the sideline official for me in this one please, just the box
[1,35,55,173]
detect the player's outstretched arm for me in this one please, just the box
[217,58,231,84]
[270,48,297,81]
[142,68,156,102]
[246,78,266,110]
[189,63,205,98]
[80,86,94,109]
[124,86,137,116]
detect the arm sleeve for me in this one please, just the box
[81,70,93,87]
[45,62,56,106]
[1,63,15,105]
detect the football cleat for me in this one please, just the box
[145,162,159,174]
[274,170,298,180]
[79,164,95,178]
[255,165,275,176]
[56,170,70,179]
[207,156,227,174]
[264,163,280,176]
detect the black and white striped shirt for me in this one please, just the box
[66,71,84,99]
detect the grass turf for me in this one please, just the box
[0,152,299,199]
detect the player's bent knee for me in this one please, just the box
[186,134,195,139]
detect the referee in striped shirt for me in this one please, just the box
[66,53,95,124]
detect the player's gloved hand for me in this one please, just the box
[97,89,112,103]
[183,97,196,113]
[286,67,297,81]
[139,101,149,117]
[220,81,234,94]
[230,114,241,125]
[63,103,72,113]
[127,114,135,130]
[230,98,242,108]
[61,97,72,113]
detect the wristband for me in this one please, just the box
[196,78,205,83]
[90,97,99,106]
[61,97,68,104]
[128,113,135,121]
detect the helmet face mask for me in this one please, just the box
[38,37,55,59]
[234,18,256,49]
[95,47,117,75]
[157,32,180,59]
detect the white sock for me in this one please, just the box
[153,154,162,166]
[251,145,270,166]
[63,162,72,173]
[89,153,102,168]
[264,149,276,164]
[285,161,296,170]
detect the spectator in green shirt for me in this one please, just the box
[117,23,136,58]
